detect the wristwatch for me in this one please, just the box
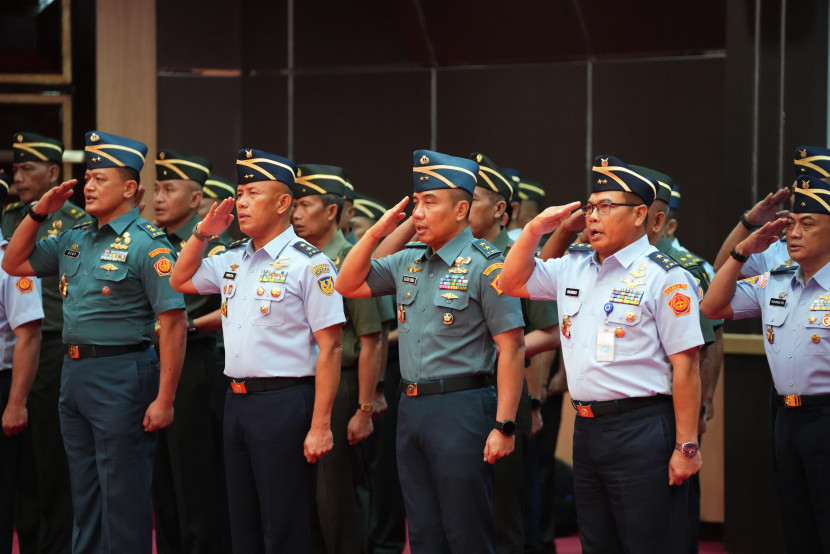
[358,403,373,413]
[27,201,47,223]
[675,441,700,458]
[494,420,517,436]
[192,221,208,241]
[740,210,759,231]
[186,318,198,334]
[530,396,541,410]
[730,247,748,264]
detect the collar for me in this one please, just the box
[322,229,348,260]
[245,226,297,260]
[429,227,474,266]
[93,207,140,236]
[491,228,512,252]
[796,259,830,290]
[590,234,652,270]
[655,236,673,253]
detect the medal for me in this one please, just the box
[101,286,111,296]
[812,334,821,344]
[766,325,774,344]
[561,316,571,339]
[398,304,406,323]
[271,287,281,298]
[615,327,625,338]
[442,313,454,325]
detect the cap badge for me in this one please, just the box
[245,149,253,159]
[802,179,810,189]
[92,156,101,163]
[476,154,483,163]
[90,133,100,142]
[801,149,807,158]
[16,135,22,143]
[245,173,254,179]
[601,157,609,167]
[159,152,166,160]
[297,168,302,177]
[419,155,429,166]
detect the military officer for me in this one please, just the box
[468,152,559,554]
[6,132,88,554]
[199,173,240,244]
[291,163,382,554]
[702,173,830,552]
[151,149,230,554]
[169,148,345,554]
[0,172,44,554]
[2,130,187,554]
[335,149,526,553]
[501,155,704,554]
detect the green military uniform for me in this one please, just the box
[7,132,89,554]
[294,164,381,554]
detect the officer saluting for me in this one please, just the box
[2,130,188,554]
[702,173,830,553]
[335,150,526,553]
[170,148,345,553]
[501,155,704,554]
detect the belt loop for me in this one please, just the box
[439,379,445,394]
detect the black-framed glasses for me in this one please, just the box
[582,201,642,217]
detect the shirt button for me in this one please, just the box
[788,353,793,358]
[93,242,97,247]
[234,352,239,357]
[416,339,421,343]
[243,296,247,300]
[237,324,242,328]
[793,325,799,331]
[429,274,434,278]
[579,375,585,380]
[422,307,425,312]
[789,381,794,386]
[74,300,79,304]
[83,271,87,276]
[801,301,806,306]
[598,281,603,286]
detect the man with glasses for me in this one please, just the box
[501,155,704,554]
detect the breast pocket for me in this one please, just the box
[92,265,128,294]
[763,308,789,356]
[606,305,644,355]
[558,297,582,348]
[804,315,830,356]
[429,291,471,337]
[396,288,417,334]
[250,284,286,327]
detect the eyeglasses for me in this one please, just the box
[582,201,642,217]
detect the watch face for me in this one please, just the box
[498,420,517,436]
[681,442,699,457]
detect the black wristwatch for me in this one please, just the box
[494,420,517,436]
[730,247,748,264]
[740,210,759,231]
[27,201,47,223]
[186,318,198,334]
[375,379,385,392]
[675,441,700,458]
[530,397,541,410]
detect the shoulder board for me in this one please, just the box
[770,264,797,274]
[292,240,321,257]
[229,238,250,249]
[72,222,91,230]
[405,241,428,248]
[648,251,679,271]
[567,242,593,252]
[61,204,88,220]
[472,239,500,259]
[138,221,166,239]
[668,252,699,269]
[4,201,24,212]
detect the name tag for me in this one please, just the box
[770,298,786,307]
[403,276,417,284]
[64,250,80,258]
[596,328,615,362]
[223,272,236,280]
[566,288,579,297]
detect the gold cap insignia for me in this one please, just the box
[159,152,166,160]
[90,133,100,142]
[801,149,807,158]
[245,149,253,159]
[802,179,810,189]
[420,155,429,166]
[601,158,609,167]
[16,135,22,143]
[245,173,254,179]
[92,156,101,163]
[476,154,483,163]
[297,168,302,177]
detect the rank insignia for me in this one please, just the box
[101,286,111,296]
[407,266,424,273]
[100,263,119,271]
[270,260,290,271]
[271,287,281,298]
[766,325,774,344]
[317,275,335,296]
[668,292,691,316]
[154,257,174,277]
[561,316,571,339]
[221,299,228,318]
[473,241,499,259]
[310,263,330,276]
[293,241,321,257]
[490,274,503,295]
[149,247,170,257]
[260,303,270,314]
[610,288,643,306]
[442,312,454,325]
[59,274,68,297]
[101,249,128,262]
[15,277,33,294]
[648,252,679,271]
[439,275,468,291]
[441,292,459,302]
[398,304,406,323]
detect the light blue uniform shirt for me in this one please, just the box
[191,227,345,379]
[730,262,830,395]
[526,235,704,401]
[0,242,44,370]
[743,238,793,277]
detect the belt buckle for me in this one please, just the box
[406,383,418,397]
[784,394,801,407]
[231,380,247,394]
[576,404,594,418]
[67,345,79,359]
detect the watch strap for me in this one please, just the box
[740,210,759,231]
[730,247,748,264]
[27,202,47,223]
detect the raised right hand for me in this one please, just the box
[367,196,409,240]
[526,201,582,237]
[746,188,791,227]
[36,179,77,215]
[198,197,235,236]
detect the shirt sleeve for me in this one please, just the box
[366,251,404,297]
[346,296,382,337]
[525,256,564,301]
[728,274,766,320]
[191,250,226,295]
[301,258,346,333]
[524,299,559,332]
[479,256,525,337]
[140,237,186,315]
[5,275,44,330]
[28,234,64,277]
[653,268,705,355]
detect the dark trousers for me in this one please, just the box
[15,332,73,554]
[537,394,564,551]
[314,368,366,554]
[0,371,19,554]
[59,348,160,554]
[573,400,689,554]
[773,404,830,553]
[494,387,531,554]
[365,354,406,554]
[153,338,230,554]
[224,384,316,554]
[397,386,498,554]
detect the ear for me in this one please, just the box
[652,211,666,234]
[47,163,60,185]
[326,202,339,222]
[189,189,203,210]
[275,193,293,216]
[494,200,507,220]
[665,218,679,238]
[456,199,470,221]
[123,180,138,199]
[633,204,649,227]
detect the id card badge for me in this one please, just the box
[596,328,615,362]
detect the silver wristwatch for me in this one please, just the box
[675,441,700,458]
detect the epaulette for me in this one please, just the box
[669,252,699,269]
[770,263,797,274]
[405,241,428,248]
[648,251,679,271]
[4,201,24,212]
[229,238,250,249]
[72,222,91,230]
[293,240,321,257]
[61,204,88,220]
[567,242,593,252]
[138,221,166,239]
[472,239,500,259]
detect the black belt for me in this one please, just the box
[572,394,672,418]
[64,343,148,359]
[778,394,830,408]
[230,376,313,394]
[400,375,491,397]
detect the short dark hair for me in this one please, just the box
[116,166,140,186]
[320,193,344,224]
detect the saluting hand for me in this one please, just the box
[745,188,791,227]
[367,196,409,240]
[198,197,236,236]
[36,179,77,214]
[525,201,582,237]
[304,427,334,463]
[483,429,515,464]
[736,218,788,257]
